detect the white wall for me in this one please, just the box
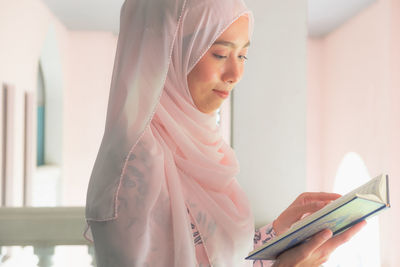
[233,0,308,227]
[40,25,64,167]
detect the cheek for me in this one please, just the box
[187,57,225,113]
[195,61,218,85]
[189,59,219,95]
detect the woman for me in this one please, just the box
[85,0,365,266]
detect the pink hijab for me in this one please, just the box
[86,0,255,265]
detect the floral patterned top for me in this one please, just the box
[190,213,277,266]
[253,225,277,267]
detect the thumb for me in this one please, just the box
[275,229,332,265]
[294,229,333,261]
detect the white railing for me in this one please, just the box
[0,207,95,267]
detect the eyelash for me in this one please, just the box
[213,53,248,61]
[213,54,227,59]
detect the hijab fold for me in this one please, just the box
[86,0,255,265]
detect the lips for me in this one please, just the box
[213,89,230,99]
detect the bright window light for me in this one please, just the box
[324,152,381,267]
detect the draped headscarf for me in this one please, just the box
[85,0,255,265]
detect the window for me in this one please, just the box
[324,152,381,267]
[32,25,63,207]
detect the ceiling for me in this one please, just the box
[42,0,125,34]
[308,0,376,37]
[42,0,377,37]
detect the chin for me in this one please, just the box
[196,98,225,114]
[201,104,223,114]
[199,108,218,114]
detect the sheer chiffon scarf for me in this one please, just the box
[86,0,254,265]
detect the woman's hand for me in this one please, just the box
[273,192,341,236]
[272,220,367,267]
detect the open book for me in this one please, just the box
[246,174,390,260]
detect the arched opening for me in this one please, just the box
[325,152,381,267]
[32,25,63,207]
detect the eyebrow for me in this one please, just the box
[212,40,250,49]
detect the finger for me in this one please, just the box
[299,201,328,213]
[274,202,329,235]
[287,201,327,221]
[297,192,342,204]
[322,220,367,249]
[289,229,333,262]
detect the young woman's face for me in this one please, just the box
[187,16,250,114]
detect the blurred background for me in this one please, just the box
[0,0,398,266]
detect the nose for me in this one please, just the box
[221,58,243,85]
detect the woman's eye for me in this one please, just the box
[213,53,227,59]
[239,55,248,61]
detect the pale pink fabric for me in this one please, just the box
[85,0,256,266]
[189,212,276,267]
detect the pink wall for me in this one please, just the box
[0,0,67,90]
[0,0,117,206]
[385,0,400,265]
[307,0,400,265]
[0,0,68,206]
[63,31,117,205]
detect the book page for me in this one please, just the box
[355,174,386,203]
